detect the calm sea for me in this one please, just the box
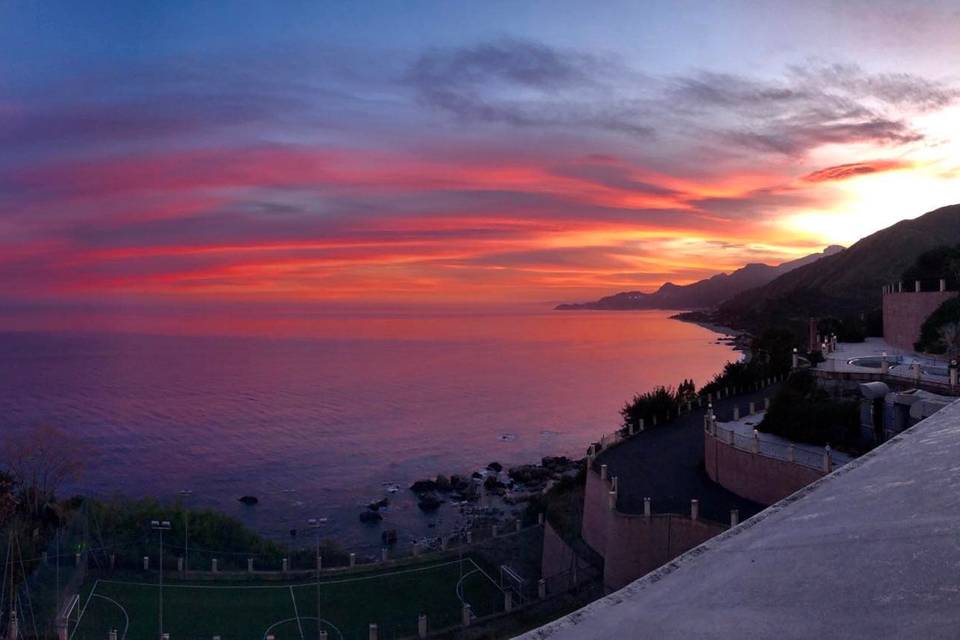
[0,309,736,552]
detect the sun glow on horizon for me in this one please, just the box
[2,2,960,325]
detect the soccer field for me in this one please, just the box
[70,558,504,640]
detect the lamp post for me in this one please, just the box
[307,517,327,640]
[177,490,193,573]
[151,520,172,640]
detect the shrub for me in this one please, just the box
[758,370,859,448]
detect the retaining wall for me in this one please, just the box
[704,428,824,506]
[581,469,727,592]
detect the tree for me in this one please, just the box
[0,471,16,526]
[2,424,85,517]
[916,297,960,354]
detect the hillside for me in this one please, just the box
[714,203,960,332]
[556,246,842,310]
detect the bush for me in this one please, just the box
[619,385,682,433]
[915,296,960,355]
[758,370,859,448]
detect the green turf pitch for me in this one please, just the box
[71,558,503,640]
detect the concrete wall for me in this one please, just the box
[541,521,577,582]
[581,467,727,592]
[581,467,610,555]
[704,429,824,506]
[883,290,957,352]
[602,514,724,591]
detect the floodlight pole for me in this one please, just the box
[178,490,193,573]
[307,517,325,640]
[151,520,172,640]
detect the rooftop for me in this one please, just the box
[518,399,960,640]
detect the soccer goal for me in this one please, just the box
[499,564,526,605]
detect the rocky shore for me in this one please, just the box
[356,456,583,549]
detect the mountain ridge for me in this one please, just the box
[711,203,960,332]
[556,245,843,311]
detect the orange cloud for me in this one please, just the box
[801,160,912,183]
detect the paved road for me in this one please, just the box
[596,386,780,524]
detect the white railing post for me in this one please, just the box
[690,499,699,521]
[823,445,833,473]
[643,497,651,518]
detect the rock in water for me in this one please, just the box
[238,495,259,506]
[417,495,443,512]
[410,479,438,493]
[359,510,383,524]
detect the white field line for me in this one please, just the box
[455,569,480,604]
[91,594,130,640]
[289,586,305,640]
[264,616,343,640]
[69,579,100,640]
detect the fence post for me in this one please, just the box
[823,445,833,473]
[752,430,759,454]
[599,464,607,481]
[749,401,755,415]
[178,557,184,573]
[381,548,388,562]
[143,556,149,571]
[538,578,547,599]
[788,445,795,463]
[608,490,617,511]
[639,418,645,432]
[643,497,651,518]
[505,590,514,612]
[733,406,740,421]
[462,604,472,626]
[282,558,289,572]
[212,558,218,573]
[247,558,253,573]
[418,614,428,639]
[349,552,356,567]
[690,499,699,521]
[368,623,378,640]
[730,509,739,527]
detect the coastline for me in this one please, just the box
[670,311,751,354]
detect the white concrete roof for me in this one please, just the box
[517,399,960,640]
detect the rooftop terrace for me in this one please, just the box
[518,398,960,639]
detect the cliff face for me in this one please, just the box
[716,203,960,330]
[556,246,842,311]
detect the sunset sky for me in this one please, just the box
[2,1,959,331]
